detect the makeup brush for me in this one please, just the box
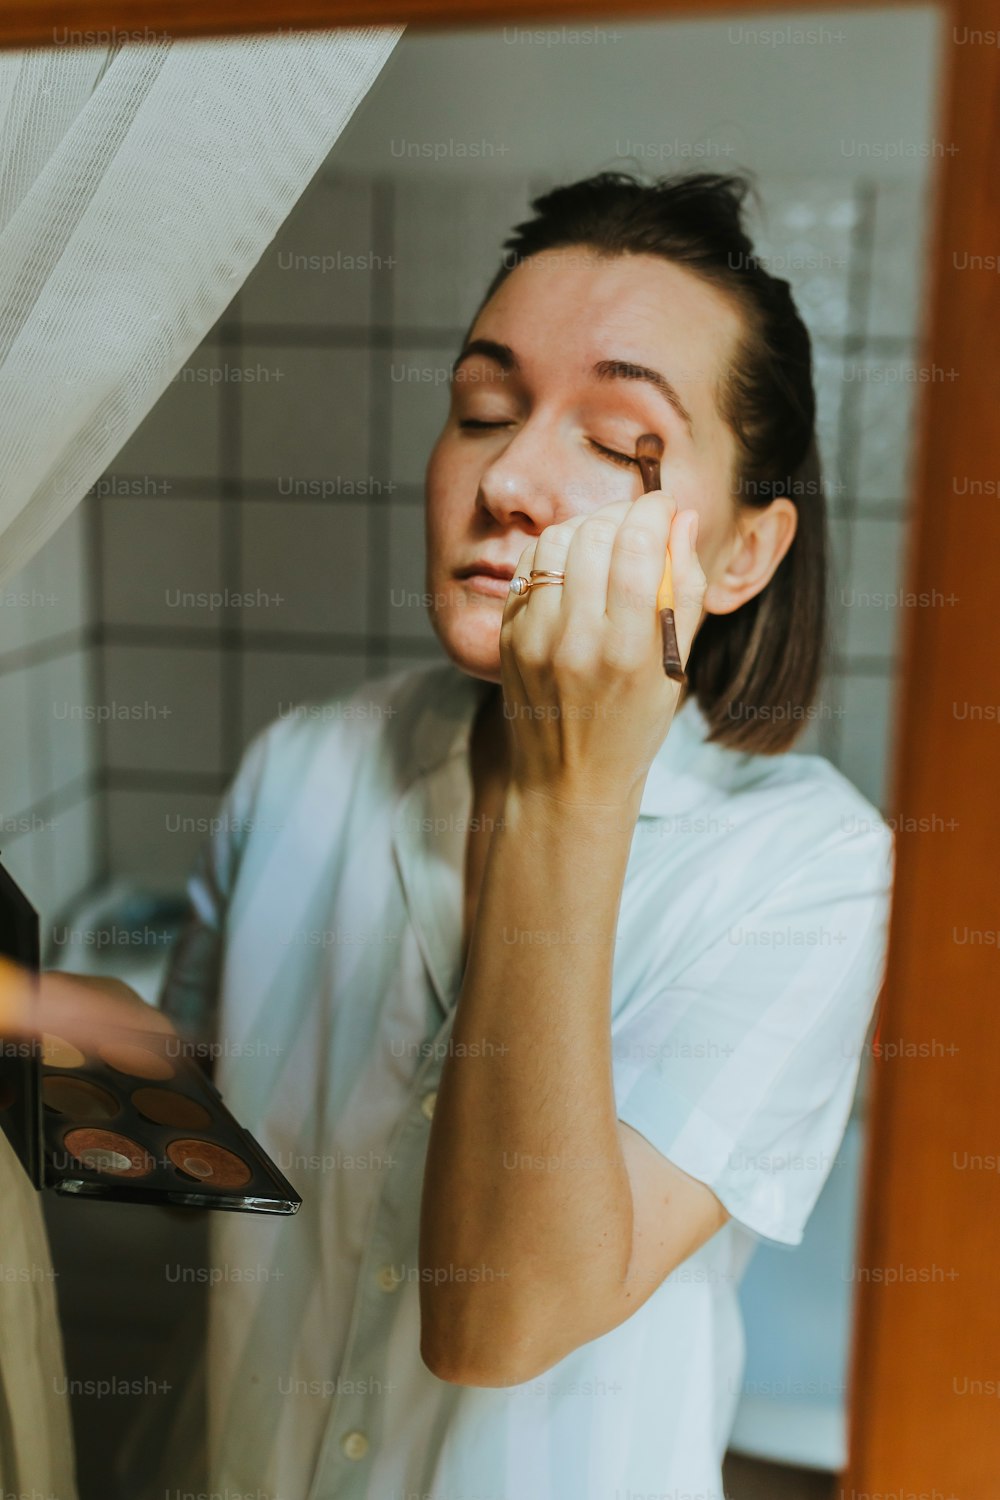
[635,433,687,684]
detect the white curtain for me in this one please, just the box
[0,27,403,586]
[0,28,401,1498]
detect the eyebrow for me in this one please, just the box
[451,338,696,437]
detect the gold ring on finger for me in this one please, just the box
[509,569,566,596]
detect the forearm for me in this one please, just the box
[418,782,641,1383]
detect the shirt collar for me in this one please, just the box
[407,660,717,820]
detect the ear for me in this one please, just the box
[702,497,798,616]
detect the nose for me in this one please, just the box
[476,420,583,535]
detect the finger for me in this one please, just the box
[502,537,538,619]
[558,498,635,631]
[499,538,538,700]
[78,975,175,1033]
[604,488,677,646]
[666,508,706,665]
[0,957,32,1037]
[35,970,176,1046]
[505,514,593,682]
[520,512,590,623]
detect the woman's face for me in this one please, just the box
[424,247,747,683]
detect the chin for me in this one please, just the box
[429,604,503,684]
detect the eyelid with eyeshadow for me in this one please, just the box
[457,419,641,468]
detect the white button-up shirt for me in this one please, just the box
[157,659,894,1499]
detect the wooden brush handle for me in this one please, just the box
[635,432,685,683]
[635,434,675,611]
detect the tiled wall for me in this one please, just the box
[0,500,101,919]
[766,176,928,808]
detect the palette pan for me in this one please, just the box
[0,861,300,1215]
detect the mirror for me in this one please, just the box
[0,9,947,1498]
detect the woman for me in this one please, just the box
[144,170,892,1496]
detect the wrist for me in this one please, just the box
[501,780,644,841]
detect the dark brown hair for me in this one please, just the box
[469,170,828,755]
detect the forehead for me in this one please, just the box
[469,248,745,421]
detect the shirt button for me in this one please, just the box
[420,1090,438,1120]
[341,1430,369,1460]
[376,1264,400,1292]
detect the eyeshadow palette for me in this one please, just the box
[0,859,301,1215]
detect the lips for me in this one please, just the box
[454,561,517,599]
[455,561,517,581]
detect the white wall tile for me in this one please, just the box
[0,500,99,917]
[0,669,34,819]
[866,178,932,339]
[31,649,97,805]
[0,563,31,653]
[0,504,91,654]
[811,350,848,513]
[106,789,221,891]
[836,672,899,811]
[3,792,98,924]
[749,180,860,339]
[44,795,99,919]
[102,645,223,775]
[1,505,91,661]
[387,345,453,486]
[812,669,849,761]
[839,517,906,661]
[392,177,534,329]
[101,497,223,629]
[386,500,436,642]
[239,346,372,484]
[851,356,920,504]
[240,501,368,636]
[826,514,852,660]
[790,705,824,758]
[240,174,379,327]
[38,503,91,642]
[110,341,223,480]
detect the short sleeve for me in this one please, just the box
[158,724,274,1042]
[613,820,894,1247]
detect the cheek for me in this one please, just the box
[661,455,735,571]
[424,438,464,558]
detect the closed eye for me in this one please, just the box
[589,439,639,469]
[459,421,639,470]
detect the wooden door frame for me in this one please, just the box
[4,1,998,1493]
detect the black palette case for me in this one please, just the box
[0,859,300,1216]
